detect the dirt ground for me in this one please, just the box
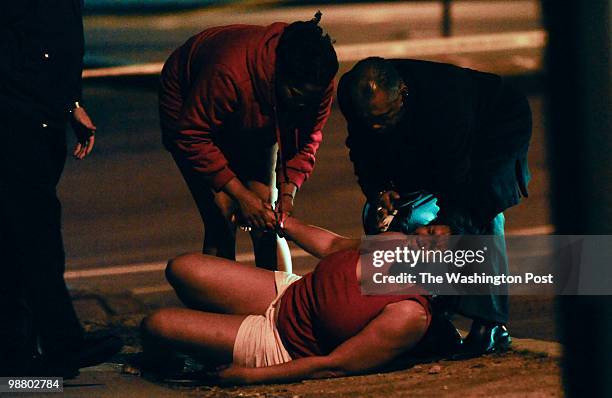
[156,351,561,398]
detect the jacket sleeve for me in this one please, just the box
[175,66,238,191]
[277,82,333,189]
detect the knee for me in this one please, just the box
[410,304,431,338]
[165,253,198,286]
[141,309,173,339]
[399,301,430,340]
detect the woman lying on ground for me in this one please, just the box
[141,217,455,385]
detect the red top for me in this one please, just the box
[277,249,431,359]
[159,23,335,191]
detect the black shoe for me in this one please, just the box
[413,314,463,359]
[43,334,124,378]
[70,334,124,369]
[455,324,511,359]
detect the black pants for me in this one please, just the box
[0,117,83,361]
[453,213,509,324]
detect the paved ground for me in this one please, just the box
[83,1,541,65]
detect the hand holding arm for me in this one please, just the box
[223,178,276,230]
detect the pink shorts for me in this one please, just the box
[232,271,302,368]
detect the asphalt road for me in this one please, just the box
[59,1,558,341]
[83,0,540,66]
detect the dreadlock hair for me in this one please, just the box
[276,11,339,88]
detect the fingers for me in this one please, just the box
[414,226,430,235]
[379,191,397,212]
[72,142,82,158]
[72,134,95,159]
[84,134,95,158]
[242,210,273,230]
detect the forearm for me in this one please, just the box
[242,356,340,384]
[221,177,251,200]
[282,217,359,259]
[278,181,297,200]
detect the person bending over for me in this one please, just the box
[338,57,533,356]
[140,219,459,384]
[159,13,338,272]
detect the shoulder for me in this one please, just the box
[337,71,361,120]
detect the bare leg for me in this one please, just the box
[166,253,277,315]
[267,181,292,272]
[276,236,292,273]
[141,308,245,366]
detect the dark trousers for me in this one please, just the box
[0,118,83,362]
[453,213,509,324]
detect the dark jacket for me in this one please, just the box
[0,0,84,129]
[339,59,532,226]
[159,23,334,191]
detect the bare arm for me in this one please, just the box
[282,216,360,259]
[215,300,429,385]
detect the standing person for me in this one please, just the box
[159,12,338,272]
[337,57,533,357]
[0,1,122,377]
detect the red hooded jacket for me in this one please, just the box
[159,23,334,191]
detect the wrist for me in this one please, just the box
[279,181,298,196]
[223,178,249,201]
[281,192,295,201]
[70,101,82,113]
[279,216,295,235]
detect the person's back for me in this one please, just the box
[159,23,288,147]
